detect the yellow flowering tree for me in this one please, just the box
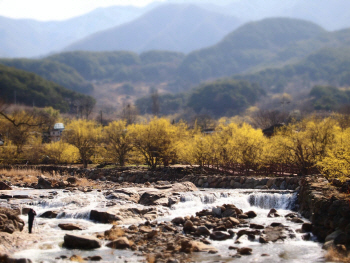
[103,120,133,166]
[63,119,102,168]
[128,118,179,169]
[318,127,350,182]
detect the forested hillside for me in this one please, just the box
[0,59,93,94]
[0,64,95,113]
[234,46,350,93]
[177,18,326,83]
[47,50,185,83]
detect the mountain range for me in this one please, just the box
[64,4,241,54]
[2,1,350,58]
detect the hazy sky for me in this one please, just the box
[0,0,164,21]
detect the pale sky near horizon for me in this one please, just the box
[0,0,165,21]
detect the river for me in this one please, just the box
[1,188,325,262]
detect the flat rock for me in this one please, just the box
[58,223,83,231]
[63,234,101,249]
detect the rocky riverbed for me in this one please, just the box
[0,166,349,262]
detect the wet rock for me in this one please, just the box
[106,237,130,249]
[237,247,252,255]
[63,234,101,249]
[263,226,287,242]
[139,226,153,233]
[106,188,140,203]
[228,217,240,226]
[171,217,185,225]
[0,208,24,233]
[40,211,59,219]
[183,220,194,232]
[267,208,280,218]
[302,233,311,241]
[291,218,304,224]
[139,191,167,206]
[209,231,233,241]
[222,209,237,218]
[58,223,83,231]
[212,207,221,217]
[86,256,102,261]
[195,226,210,236]
[180,240,218,253]
[36,176,54,189]
[147,230,158,239]
[89,210,119,224]
[0,182,12,190]
[5,257,33,263]
[301,223,313,233]
[250,223,264,229]
[270,222,284,227]
[259,235,268,243]
[238,214,249,219]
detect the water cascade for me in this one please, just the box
[3,188,324,263]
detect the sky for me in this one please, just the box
[0,0,164,21]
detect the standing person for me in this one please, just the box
[28,208,36,233]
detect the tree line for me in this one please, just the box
[0,109,349,182]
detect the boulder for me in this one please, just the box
[301,223,313,233]
[250,223,264,230]
[195,226,210,236]
[106,237,130,249]
[40,211,59,219]
[245,211,257,218]
[183,220,194,232]
[106,189,140,203]
[267,208,280,218]
[210,231,233,241]
[238,247,252,255]
[58,223,83,231]
[171,217,185,225]
[89,210,119,223]
[0,208,24,233]
[63,234,101,249]
[180,240,218,253]
[139,191,167,206]
[263,226,287,242]
[222,209,237,218]
[0,182,12,190]
[36,176,54,189]
[228,217,240,226]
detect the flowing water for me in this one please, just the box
[1,188,325,263]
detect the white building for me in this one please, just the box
[50,123,65,142]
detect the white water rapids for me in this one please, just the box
[2,188,325,262]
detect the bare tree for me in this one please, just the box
[151,88,160,116]
[120,104,138,125]
[251,109,288,129]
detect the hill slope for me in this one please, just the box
[0,64,94,113]
[0,59,93,94]
[64,4,240,54]
[177,18,327,83]
[234,45,350,93]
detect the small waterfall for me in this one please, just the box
[247,192,297,210]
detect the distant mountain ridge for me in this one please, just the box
[0,5,149,58]
[64,4,241,54]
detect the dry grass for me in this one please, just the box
[0,168,98,188]
[0,168,45,185]
[325,247,350,262]
[104,226,125,241]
